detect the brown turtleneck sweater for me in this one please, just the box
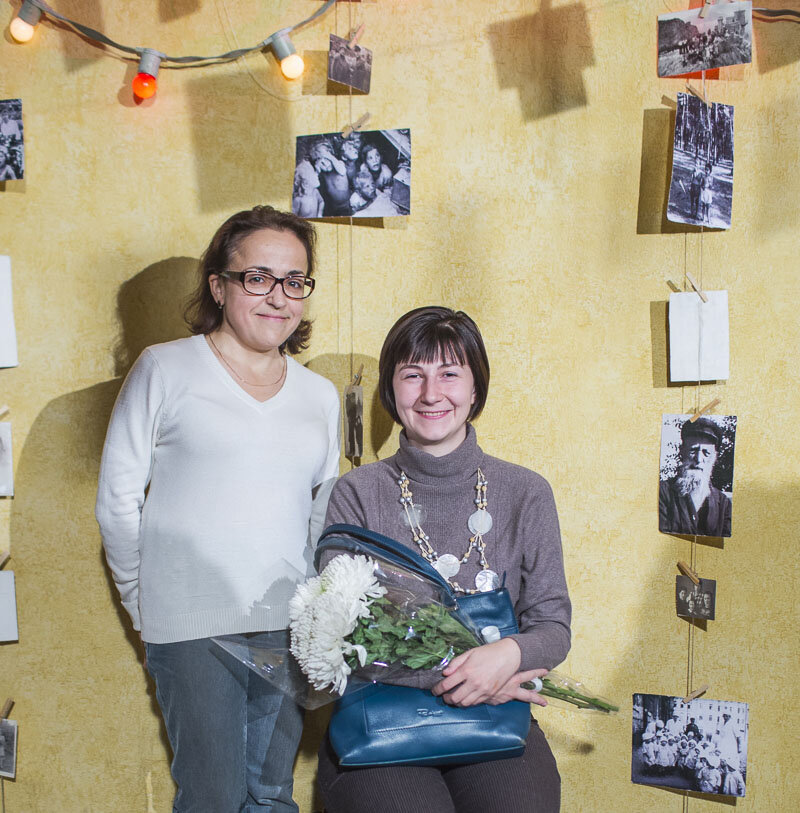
[323,425,571,685]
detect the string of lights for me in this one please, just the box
[8,0,338,99]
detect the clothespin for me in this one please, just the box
[352,363,364,387]
[699,1,713,20]
[0,551,9,570]
[690,398,721,422]
[685,272,708,303]
[685,83,709,107]
[677,560,700,586]
[666,280,681,293]
[0,698,13,720]
[342,112,371,139]
[684,684,709,703]
[348,23,365,49]
[0,405,9,419]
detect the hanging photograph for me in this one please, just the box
[659,414,737,538]
[343,383,364,458]
[676,575,716,621]
[0,718,17,779]
[669,290,729,382]
[0,256,19,368]
[293,129,411,218]
[328,34,372,94]
[657,1,752,77]
[632,693,748,797]
[0,570,18,642]
[667,93,734,230]
[0,99,24,181]
[0,422,12,497]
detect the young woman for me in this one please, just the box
[317,306,571,813]
[96,206,340,812]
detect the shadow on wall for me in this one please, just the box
[47,0,105,71]
[753,5,800,74]
[185,71,292,213]
[159,0,200,22]
[486,0,594,121]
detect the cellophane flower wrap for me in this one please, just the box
[214,548,617,714]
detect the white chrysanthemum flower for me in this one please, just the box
[289,554,386,695]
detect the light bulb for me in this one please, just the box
[9,16,35,42]
[132,72,157,99]
[280,53,304,80]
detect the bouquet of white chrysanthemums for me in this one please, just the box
[215,551,617,713]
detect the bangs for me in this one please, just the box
[403,328,468,368]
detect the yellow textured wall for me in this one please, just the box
[1,1,798,810]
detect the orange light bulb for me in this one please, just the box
[9,16,36,43]
[132,72,157,100]
[280,53,304,80]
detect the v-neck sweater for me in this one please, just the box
[324,425,571,676]
[96,334,341,643]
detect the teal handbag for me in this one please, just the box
[315,524,531,767]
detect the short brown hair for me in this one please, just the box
[184,205,316,355]
[378,306,490,424]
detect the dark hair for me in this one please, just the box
[184,205,316,355]
[378,306,490,425]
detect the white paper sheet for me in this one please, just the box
[0,571,18,642]
[0,422,12,497]
[0,256,18,368]
[669,291,730,382]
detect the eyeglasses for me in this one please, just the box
[220,269,315,299]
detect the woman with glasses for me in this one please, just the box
[316,306,570,813]
[96,206,340,813]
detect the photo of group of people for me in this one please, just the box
[632,694,748,797]
[657,1,752,77]
[659,414,736,538]
[668,93,734,230]
[328,33,372,94]
[676,575,716,620]
[0,99,24,181]
[292,128,411,219]
[0,718,16,779]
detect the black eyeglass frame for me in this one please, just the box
[219,269,316,299]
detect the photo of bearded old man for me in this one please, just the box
[659,415,736,538]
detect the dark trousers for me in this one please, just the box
[317,718,560,813]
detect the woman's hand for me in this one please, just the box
[430,638,548,707]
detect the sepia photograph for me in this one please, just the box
[0,718,17,779]
[657,1,752,77]
[667,93,734,230]
[676,575,716,621]
[659,414,737,538]
[328,33,372,94]
[0,422,13,497]
[293,128,410,219]
[0,99,24,181]
[632,693,748,797]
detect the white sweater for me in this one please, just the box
[95,335,341,643]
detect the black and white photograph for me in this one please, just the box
[328,34,372,94]
[292,128,411,219]
[0,99,24,181]
[667,93,734,230]
[657,1,752,77]
[676,575,716,621]
[659,414,737,538]
[0,422,13,498]
[343,384,364,458]
[632,693,748,797]
[0,718,17,779]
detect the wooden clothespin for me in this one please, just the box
[685,272,708,303]
[684,684,709,703]
[677,560,700,586]
[342,112,371,139]
[352,363,364,387]
[690,398,721,422]
[348,23,365,49]
[666,280,681,293]
[0,551,10,570]
[685,83,709,107]
[1,698,13,720]
[0,405,9,419]
[699,1,713,19]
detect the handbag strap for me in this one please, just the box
[316,523,457,605]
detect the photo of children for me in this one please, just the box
[0,99,24,181]
[293,129,411,219]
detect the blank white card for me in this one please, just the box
[0,256,19,368]
[669,291,730,382]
